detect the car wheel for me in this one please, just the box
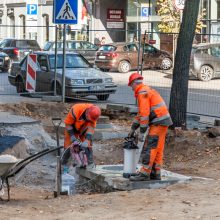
[198,65,214,81]
[118,60,131,73]
[161,57,172,70]
[16,77,26,93]
[96,94,110,101]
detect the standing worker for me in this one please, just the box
[127,73,172,181]
[62,103,101,169]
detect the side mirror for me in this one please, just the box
[41,66,48,72]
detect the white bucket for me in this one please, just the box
[123,148,137,175]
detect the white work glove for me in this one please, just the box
[138,133,145,142]
[128,129,135,138]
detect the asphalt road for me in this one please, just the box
[0,70,220,119]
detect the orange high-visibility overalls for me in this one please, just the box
[132,84,173,175]
[64,103,97,148]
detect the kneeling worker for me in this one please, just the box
[128,73,173,181]
[62,103,101,169]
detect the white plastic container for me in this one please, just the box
[61,173,76,195]
[123,148,137,175]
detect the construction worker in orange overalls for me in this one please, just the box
[62,103,101,169]
[128,73,173,181]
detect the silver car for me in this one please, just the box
[8,51,117,101]
[190,43,220,81]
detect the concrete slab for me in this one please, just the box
[0,112,39,125]
[76,164,192,191]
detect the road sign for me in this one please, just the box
[174,0,185,10]
[141,7,150,17]
[27,4,38,15]
[26,0,38,32]
[53,0,78,24]
[26,54,37,92]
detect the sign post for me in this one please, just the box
[53,0,78,102]
[26,54,37,92]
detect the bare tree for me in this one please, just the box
[169,0,200,128]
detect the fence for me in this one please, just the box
[0,25,220,121]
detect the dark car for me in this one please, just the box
[190,43,220,81]
[0,52,10,72]
[95,42,172,73]
[43,40,99,64]
[0,39,41,62]
[8,51,117,101]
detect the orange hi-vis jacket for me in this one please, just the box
[132,83,173,133]
[64,103,97,148]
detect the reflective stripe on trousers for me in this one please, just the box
[141,125,168,173]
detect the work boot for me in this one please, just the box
[150,172,161,180]
[150,168,161,180]
[129,172,150,181]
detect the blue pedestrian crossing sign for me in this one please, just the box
[53,0,78,24]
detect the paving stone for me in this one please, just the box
[0,112,39,125]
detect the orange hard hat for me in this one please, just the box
[128,72,143,86]
[86,105,101,122]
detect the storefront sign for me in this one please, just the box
[107,9,124,22]
[174,0,185,10]
[107,21,124,29]
[149,39,156,44]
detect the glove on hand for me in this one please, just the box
[128,129,135,138]
[81,141,89,151]
[138,132,145,142]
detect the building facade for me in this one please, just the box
[0,0,219,48]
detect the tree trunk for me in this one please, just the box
[169,0,200,128]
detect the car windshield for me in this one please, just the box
[49,54,91,69]
[44,42,52,51]
[99,45,116,52]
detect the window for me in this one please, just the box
[49,54,90,69]
[99,45,116,52]
[43,42,52,51]
[144,45,156,53]
[67,42,82,49]
[81,42,97,50]
[127,44,138,52]
[37,55,48,69]
[0,39,11,47]
[211,46,220,58]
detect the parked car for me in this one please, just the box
[0,38,41,62]
[43,40,99,64]
[8,51,117,101]
[95,42,172,73]
[190,43,220,81]
[0,52,10,72]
